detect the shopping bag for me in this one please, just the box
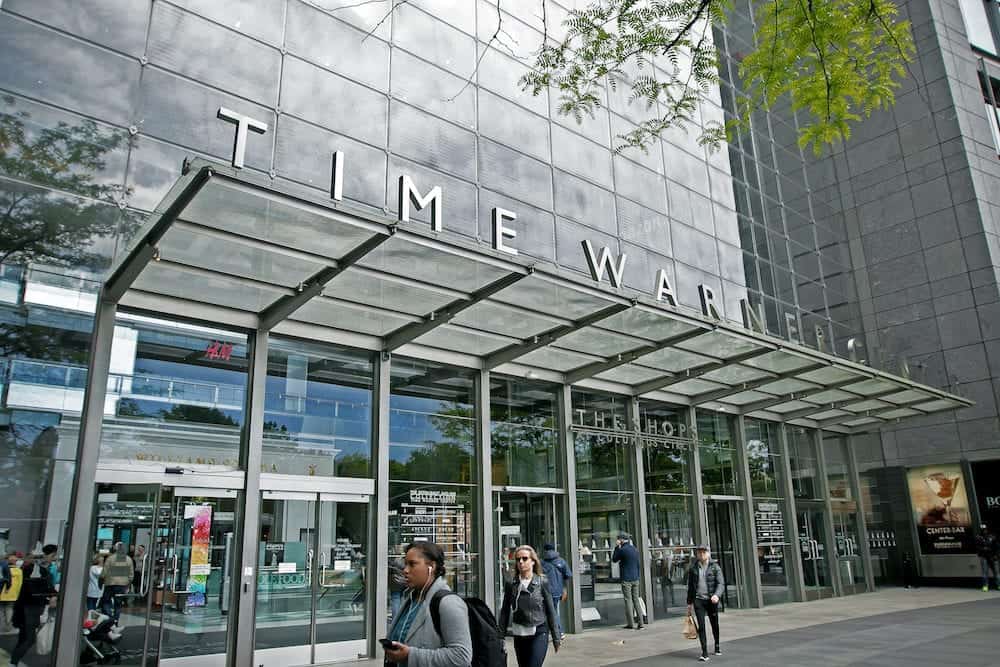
[35,609,55,655]
[683,614,698,640]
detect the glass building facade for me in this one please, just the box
[0,1,992,666]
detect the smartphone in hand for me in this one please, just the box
[379,638,396,650]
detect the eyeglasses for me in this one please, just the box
[516,556,532,562]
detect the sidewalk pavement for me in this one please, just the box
[344,587,996,666]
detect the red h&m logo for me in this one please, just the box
[204,341,233,361]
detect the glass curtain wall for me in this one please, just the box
[744,418,792,605]
[788,428,834,598]
[387,358,479,602]
[572,390,635,629]
[638,400,694,618]
[696,410,739,495]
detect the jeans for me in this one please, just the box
[980,557,1000,588]
[10,607,41,664]
[620,580,643,627]
[693,598,720,657]
[513,626,549,667]
[100,584,128,623]
[550,594,563,637]
[390,590,402,619]
[87,596,100,611]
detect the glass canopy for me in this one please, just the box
[105,160,974,433]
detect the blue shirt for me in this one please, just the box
[612,542,641,582]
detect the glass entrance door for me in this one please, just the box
[831,507,866,595]
[253,491,369,666]
[493,491,559,607]
[704,500,747,609]
[796,506,834,600]
[83,482,239,667]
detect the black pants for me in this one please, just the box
[693,598,720,657]
[513,626,549,667]
[11,608,41,664]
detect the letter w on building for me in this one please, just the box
[581,240,627,288]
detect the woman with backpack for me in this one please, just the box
[498,545,561,667]
[383,541,473,667]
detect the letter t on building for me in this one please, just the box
[217,107,268,169]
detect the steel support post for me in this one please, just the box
[231,329,268,666]
[813,430,844,597]
[845,436,876,592]
[777,425,807,602]
[732,415,764,608]
[52,299,117,665]
[686,407,709,546]
[557,385,584,634]
[476,369,497,611]
[627,397,654,624]
[369,353,392,655]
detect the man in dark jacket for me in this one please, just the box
[686,545,724,662]
[11,554,56,666]
[975,524,999,591]
[612,534,643,630]
[541,543,572,639]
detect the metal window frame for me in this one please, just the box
[632,346,778,396]
[562,326,713,385]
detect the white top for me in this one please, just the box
[510,577,537,637]
[87,565,103,599]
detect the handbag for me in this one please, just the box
[36,607,55,655]
[683,613,698,640]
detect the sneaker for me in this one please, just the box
[715,647,722,655]
[983,586,989,592]
[623,625,635,630]
[699,656,711,662]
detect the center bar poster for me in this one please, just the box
[906,464,975,554]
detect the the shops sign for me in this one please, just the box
[217,108,878,365]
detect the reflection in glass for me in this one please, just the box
[576,490,635,629]
[744,418,782,498]
[823,436,852,501]
[646,494,695,618]
[696,410,739,496]
[263,339,373,478]
[787,427,820,499]
[389,358,476,484]
[490,376,558,487]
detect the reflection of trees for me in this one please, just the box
[0,95,130,270]
[161,404,238,426]
[390,403,474,483]
[0,416,60,549]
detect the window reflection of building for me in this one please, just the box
[697,410,739,496]
[745,418,792,605]
[387,358,478,598]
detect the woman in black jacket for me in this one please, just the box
[498,545,560,667]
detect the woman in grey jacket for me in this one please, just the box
[384,542,473,667]
[498,545,560,667]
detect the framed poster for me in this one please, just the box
[906,464,975,554]
[972,459,1000,534]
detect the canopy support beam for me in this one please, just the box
[562,327,711,385]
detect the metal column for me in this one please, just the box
[52,299,117,665]
[557,385,584,634]
[686,407,708,546]
[777,425,807,602]
[845,436,876,592]
[369,353,391,655]
[231,329,268,666]
[813,430,844,597]
[627,397,654,624]
[732,415,764,608]
[475,368,497,611]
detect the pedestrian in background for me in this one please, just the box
[87,553,105,611]
[100,542,134,625]
[10,552,56,666]
[540,543,572,640]
[612,534,643,630]
[0,552,22,634]
[498,545,560,667]
[974,523,999,591]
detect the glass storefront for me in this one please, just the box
[639,400,694,618]
[744,418,792,605]
[387,358,479,600]
[825,436,866,595]
[696,410,739,496]
[572,390,636,629]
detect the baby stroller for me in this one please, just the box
[81,610,122,665]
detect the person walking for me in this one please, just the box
[100,542,134,625]
[88,553,106,611]
[10,553,56,666]
[540,543,572,640]
[612,534,643,630]
[383,541,472,667]
[498,545,560,667]
[0,552,22,634]
[686,545,724,662]
[975,524,1000,591]
[132,545,147,602]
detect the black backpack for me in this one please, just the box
[430,590,507,667]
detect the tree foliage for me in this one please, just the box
[522,0,914,154]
